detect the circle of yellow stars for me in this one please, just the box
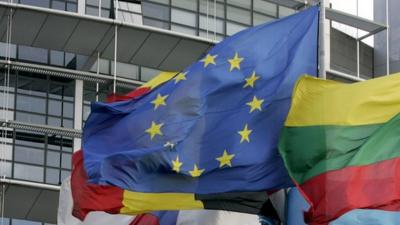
[144,51,265,178]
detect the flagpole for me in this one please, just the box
[319,0,326,79]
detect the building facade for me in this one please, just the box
[0,0,388,224]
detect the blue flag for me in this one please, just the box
[83,7,318,194]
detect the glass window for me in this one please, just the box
[0,93,15,109]
[171,24,197,35]
[227,0,250,9]
[16,112,46,125]
[63,102,74,118]
[19,0,50,8]
[0,161,12,178]
[199,1,225,18]
[171,8,197,27]
[12,219,41,225]
[172,0,197,11]
[143,18,170,29]
[279,6,295,18]
[63,118,74,128]
[48,116,61,127]
[253,13,274,26]
[50,50,64,66]
[48,100,62,116]
[61,170,70,181]
[142,2,170,21]
[254,0,277,17]
[61,153,72,169]
[148,0,169,4]
[199,31,225,41]
[87,0,99,6]
[14,146,44,165]
[227,6,251,25]
[18,46,48,64]
[199,15,224,34]
[14,163,44,182]
[227,22,248,36]
[112,62,139,80]
[52,0,66,10]
[101,0,111,8]
[67,2,78,12]
[141,67,162,82]
[45,168,60,184]
[0,42,17,59]
[16,95,46,114]
[46,151,60,167]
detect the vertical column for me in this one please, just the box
[78,0,86,15]
[386,0,390,75]
[318,0,326,79]
[73,80,83,151]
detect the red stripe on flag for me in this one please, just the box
[71,151,124,220]
[300,157,400,225]
[130,214,160,225]
[107,87,152,103]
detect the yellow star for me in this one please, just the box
[174,72,187,84]
[238,124,252,143]
[172,156,183,173]
[151,93,168,110]
[189,164,205,177]
[243,71,260,88]
[228,52,244,71]
[200,54,217,67]
[246,96,264,113]
[216,150,235,167]
[145,121,163,140]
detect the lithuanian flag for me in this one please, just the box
[279,74,400,225]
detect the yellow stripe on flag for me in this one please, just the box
[285,73,400,126]
[120,191,204,214]
[141,71,178,89]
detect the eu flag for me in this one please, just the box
[83,6,318,197]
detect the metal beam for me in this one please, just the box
[325,7,386,33]
[0,178,60,191]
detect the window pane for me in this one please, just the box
[0,161,12,178]
[227,6,251,25]
[143,18,170,29]
[63,102,74,118]
[253,13,274,26]
[254,0,277,16]
[142,2,170,21]
[48,116,61,127]
[16,95,46,114]
[141,67,162,82]
[16,112,46,125]
[67,2,78,12]
[20,0,50,8]
[199,15,224,34]
[171,24,197,35]
[47,151,60,167]
[227,22,248,36]
[199,1,225,18]
[227,0,250,9]
[45,168,60,184]
[171,8,196,26]
[279,6,295,18]
[147,0,169,4]
[14,146,44,165]
[61,153,72,169]
[171,0,197,11]
[52,0,66,10]
[50,50,64,66]
[18,46,48,64]
[14,163,44,182]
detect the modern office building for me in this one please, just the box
[0,0,390,224]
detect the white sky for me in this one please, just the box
[328,0,374,46]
